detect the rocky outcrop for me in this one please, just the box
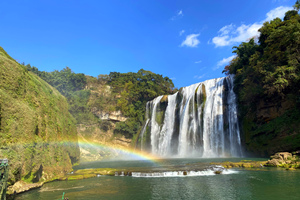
[86,78,127,122]
[91,110,127,122]
[211,151,300,170]
[242,100,300,156]
[7,181,44,194]
[77,77,131,161]
[266,152,294,166]
[265,152,300,169]
[77,124,132,162]
[256,99,293,122]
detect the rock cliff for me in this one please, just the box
[242,98,300,156]
[0,47,80,192]
[77,76,131,161]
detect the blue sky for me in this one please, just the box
[0,0,295,88]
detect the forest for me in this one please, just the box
[223,2,300,154]
[25,65,176,139]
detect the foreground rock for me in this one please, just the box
[7,181,44,194]
[212,151,300,170]
[265,152,300,169]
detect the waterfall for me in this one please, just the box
[139,76,243,157]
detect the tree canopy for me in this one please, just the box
[223,3,300,155]
[107,69,176,138]
[26,65,176,138]
[223,6,300,108]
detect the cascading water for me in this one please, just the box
[138,75,243,157]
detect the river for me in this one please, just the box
[16,158,300,200]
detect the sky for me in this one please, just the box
[0,0,296,88]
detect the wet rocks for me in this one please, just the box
[266,152,300,168]
[210,165,225,174]
[7,181,44,194]
[211,160,267,169]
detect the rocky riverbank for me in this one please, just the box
[212,151,300,170]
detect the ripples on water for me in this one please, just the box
[17,158,300,200]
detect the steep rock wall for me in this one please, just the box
[77,77,131,161]
[242,98,300,156]
[0,47,80,188]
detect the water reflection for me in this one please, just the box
[17,160,300,200]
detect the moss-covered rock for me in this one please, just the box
[211,160,268,169]
[265,152,300,168]
[243,108,300,156]
[212,152,300,170]
[0,47,80,190]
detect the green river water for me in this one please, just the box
[16,158,300,200]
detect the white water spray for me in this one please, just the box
[139,76,242,157]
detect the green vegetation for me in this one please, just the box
[107,69,176,138]
[223,3,300,155]
[26,65,176,139]
[25,65,95,124]
[0,47,80,186]
[211,161,268,169]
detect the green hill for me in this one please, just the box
[224,6,300,156]
[0,47,80,187]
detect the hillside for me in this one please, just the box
[0,47,80,189]
[224,7,300,156]
[24,65,176,161]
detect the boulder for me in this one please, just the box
[270,152,292,160]
[267,152,293,166]
[266,159,281,166]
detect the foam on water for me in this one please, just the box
[130,169,238,178]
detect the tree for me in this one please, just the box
[224,6,300,109]
[294,0,300,11]
[107,69,176,138]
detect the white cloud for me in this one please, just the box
[179,30,185,36]
[214,55,237,70]
[171,10,183,20]
[178,10,183,16]
[212,6,293,47]
[265,6,292,21]
[272,0,289,2]
[194,74,206,79]
[181,34,200,47]
[195,60,202,64]
[219,24,235,36]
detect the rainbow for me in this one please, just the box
[77,140,161,164]
[1,139,161,164]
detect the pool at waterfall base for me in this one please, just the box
[16,158,300,200]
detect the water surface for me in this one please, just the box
[17,158,300,200]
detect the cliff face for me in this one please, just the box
[0,47,80,187]
[21,68,176,161]
[77,76,131,161]
[77,124,131,162]
[241,98,300,157]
